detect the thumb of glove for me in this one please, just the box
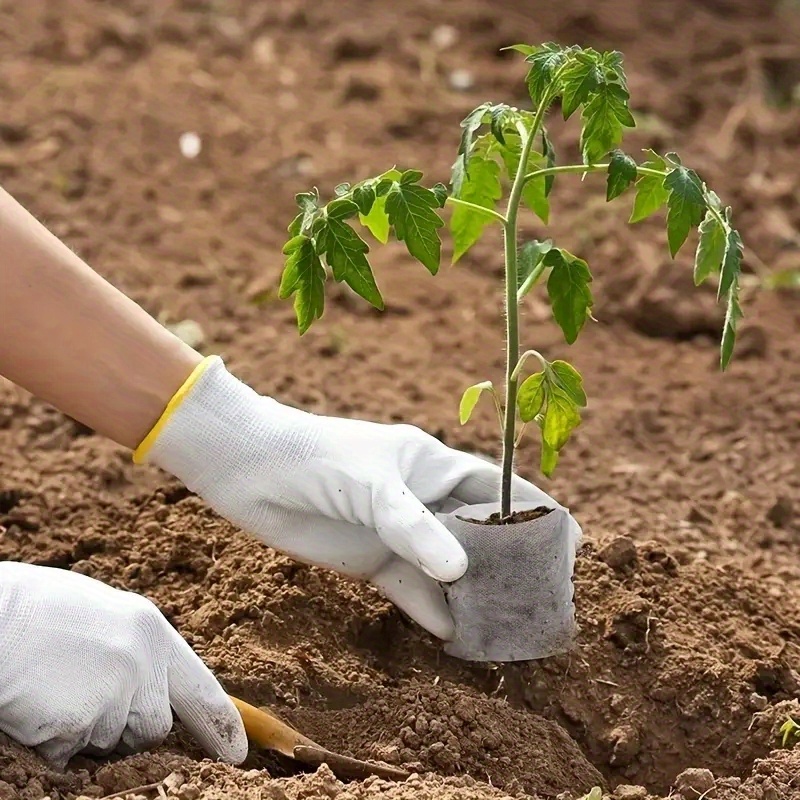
[373,482,468,583]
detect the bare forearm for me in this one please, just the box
[0,187,202,449]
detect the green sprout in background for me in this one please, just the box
[278,43,745,519]
[780,717,800,748]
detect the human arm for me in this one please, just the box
[0,185,201,449]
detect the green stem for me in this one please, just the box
[510,349,549,381]
[516,259,547,302]
[446,196,507,224]
[522,162,667,184]
[499,113,548,518]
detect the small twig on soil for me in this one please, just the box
[100,781,164,800]
[595,679,620,688]
[644,614,657,653]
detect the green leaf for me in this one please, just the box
[629,150,669,223]
[401,168,424,185]
[525,43,570,106]
[694,210,726,285]
[664,166,705,257]
[352,184,376,216]
[540,439,559,477]
[334,182,351,197]
[606,149,637,201]
[450,153,503,263]
[518,239,552,295]
[385,181,444,274]
[518,372,546,423]
[542,386,582,451]
[718,224,743,299]
[580,81,635,164]
[560,52,601,119]
[316,202,383,309]
[541,129,556,196]
[720,283,742,371]
[503,44,537,57]
[278,235,326,334]
[359,194,390,244]
[544,248,594,344]
[432,182,449,207]
[459,381,494,425]
[550,361,587,406]
[454,103,492,193]
[489,104,513,145]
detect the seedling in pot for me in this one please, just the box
[277,43,745,661]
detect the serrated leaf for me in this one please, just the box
[720,283,742,371]
[542,386,582,451]
[459,380,494,425]
[719,224,743,299]
[580,80,635,164]
[664,166,705,257]
[525,43,570,106]
[385,182,443,274]
[316,203,383,309]
[541,129,556,196]
[606,150,637,201]
[694,210,726,285]
[518,239,552,295]
[455,103,493,192]
[451,153,502,263]
[544,248,593,344]
[359,194,390,244]
[550,361,587,406]
[518,372,546,423]
[279,234,326,334]
[295,190,319,212]
[560,52,602,119]
[352,184,376,216]
[490,104,513,145]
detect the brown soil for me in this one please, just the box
[468,506,555,525]
[2,0,800,799]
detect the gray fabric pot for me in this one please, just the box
[436,501,578,662]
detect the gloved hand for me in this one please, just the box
[0,561,247,767]
[136,356,573,641]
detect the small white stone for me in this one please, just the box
[179,131,202,159]
[431,25,457,50]
[448,69,474,91]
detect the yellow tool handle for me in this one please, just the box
[228,694,318,758]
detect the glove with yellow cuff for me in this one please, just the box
[135,355,564,641]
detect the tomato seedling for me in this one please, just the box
[279,43,744,519]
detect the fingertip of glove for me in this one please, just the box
[419,545,467,583]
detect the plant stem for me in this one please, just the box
[499,118,545,518]
[522,162,667,185]
[516,259,547,302]
[510,349,549,381]
[446,196,507,224]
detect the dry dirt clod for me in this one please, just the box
[598,536,638,570]
[674,767,716,799]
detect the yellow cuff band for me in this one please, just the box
[132,355,217,465]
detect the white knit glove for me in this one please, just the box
[137,356,569,640]
[0,561,247,767]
